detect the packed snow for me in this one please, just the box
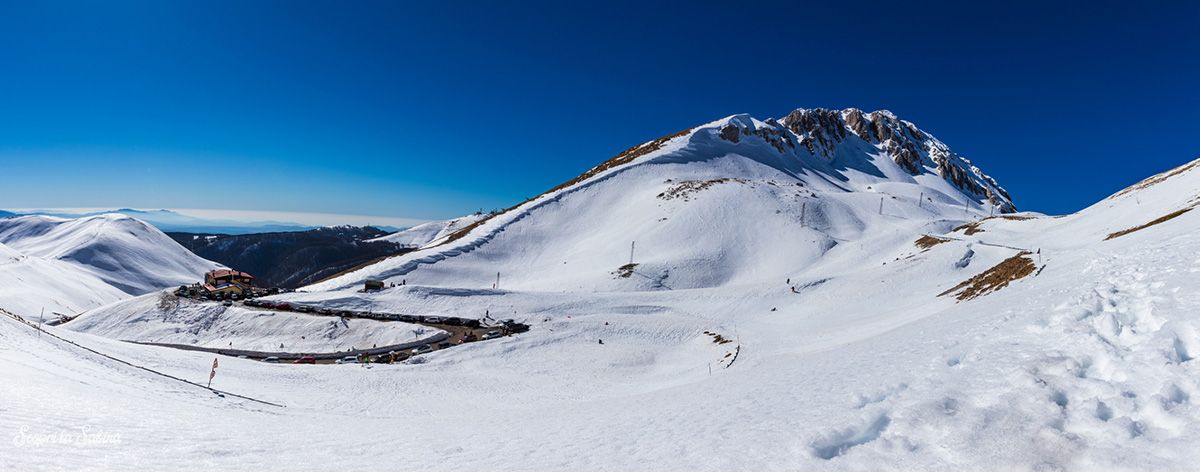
[4,109,1200,470]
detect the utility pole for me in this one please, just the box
[629,241,636,265]
[800,202,807,227]
[495,272,500,290]
[963,200,970,218]
[878,196,884,215]
[38,307,43,337]
[918,192,923,210]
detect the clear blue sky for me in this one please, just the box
[1,1,1197,219]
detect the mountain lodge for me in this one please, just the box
[204,269,254,295]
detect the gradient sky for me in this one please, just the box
[1,1,1197,222]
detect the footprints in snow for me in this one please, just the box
[1029,266,1199,442]
[810,413,892,460]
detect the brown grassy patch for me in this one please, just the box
[940,251,1036,301]
[703,331,733,345]
[953,221,985,235]
[657,178,747,201]
[613,263,638,278]
[1105,207,1194,240]
[1111,159,1200,199]
[915,235,951,249]
[996,215,1036,221]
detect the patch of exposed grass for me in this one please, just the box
[914,235,951,249]
[703,331,733,345]
[657,178,747,201]
[995,215,1036,221]
[940,251,1036,301]
[1111,159,1200,199]
[613,263,638,278]
[953,221,985,235]
[1105,207,1194,240]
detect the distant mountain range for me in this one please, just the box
[167,226,412,289]
[0,208,403,234]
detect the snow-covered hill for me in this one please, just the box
[368,213,489,248]
[0,214,219,295]
[7,107,1200,469]
[0,241,128,318]
[311,108,1014,293]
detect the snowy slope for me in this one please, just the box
[368,213,488,248]
[0,242,128,318]
[4,158,1199,470]
[0,214,220,294]
[310,109,1014,293]
[70,292,445,353]
[6,104,1200,470]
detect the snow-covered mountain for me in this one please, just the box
[367,213,489,248]
[310,108,1014,292]
[0,214,219,296]
[0,241,128,318]
[9,108,1200,469]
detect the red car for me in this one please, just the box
[292,356,316,364]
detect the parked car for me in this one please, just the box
[437,342,452,349]
[424,316,443,324]
[262,356,281,363]
[292,356,316,364]
[297,305,314,313]
[411,344,433,355]
[275,302,290,310]
[337,310,354,317]
[399,314,419,322]
[317,308,334,315]
[480,330,503,340]
[442,317,464,326]
[336,356,358,364]
[222,300,233,307]
[460,333,479,343]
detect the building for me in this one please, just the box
[364,279,385,291]
[203,269,255,296]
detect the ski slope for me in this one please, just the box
[4,107,1200,469]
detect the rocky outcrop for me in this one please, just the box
[776,108,1015,212]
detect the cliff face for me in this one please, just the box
[776,108,1015,212]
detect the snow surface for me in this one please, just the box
[367,213,488,248]
[69,292,446,353]
[0,241,127,319]
[0,214,219,295]
[4,107,1200,469]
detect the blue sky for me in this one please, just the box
[1,1,1197,222]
